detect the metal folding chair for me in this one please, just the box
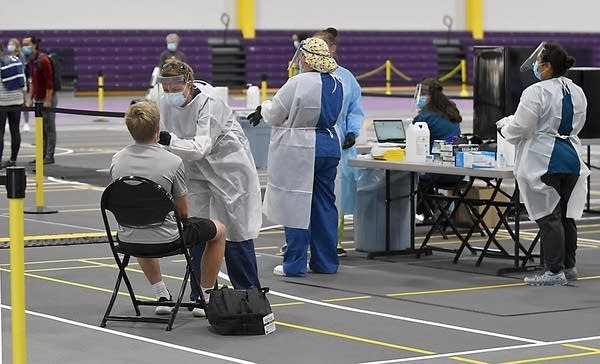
[100,176,204,331]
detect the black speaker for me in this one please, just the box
[473,46,537,139]
[565,67,600,139]
[473,46,593,140]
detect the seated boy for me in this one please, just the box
[110,100,225,316]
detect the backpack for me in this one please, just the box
[205,286,276,335]
[36,53,62,91]
[0,55,26,91]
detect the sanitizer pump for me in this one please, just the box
[405,122,430,163]
[246,84,260,109]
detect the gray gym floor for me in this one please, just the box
[2,92,600,363]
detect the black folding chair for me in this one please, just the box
[100,176,204,331]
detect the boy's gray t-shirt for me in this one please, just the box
[110,143,188,244]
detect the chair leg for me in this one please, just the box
[119,255,141,316]
[166,265,191,331]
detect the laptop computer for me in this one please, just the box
[373,120,406,144]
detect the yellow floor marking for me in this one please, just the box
[387,282,525,297]
[81,259,185,281]
[270,302,305,308]
[449,356,489,364]
[275,321,436,355]
[25,265,102,273]
[0,256,114,267]
[562,343,600,352]
[0,267,154,301]
[0,231,110,243]
[323,295,372,303]
[500,350,600,364]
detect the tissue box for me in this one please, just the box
[455,151,496,168]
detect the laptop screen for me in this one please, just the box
[373,120,406,143]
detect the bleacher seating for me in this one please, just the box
[1,29,600,91]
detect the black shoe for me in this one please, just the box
[337,247,347,257]
[2,160,16,168]
[43,158,55,165]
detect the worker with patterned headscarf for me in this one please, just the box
[247,37,344,277]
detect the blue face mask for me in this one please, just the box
[164,91,186,107]
[22,46,32,56]
[417,96,428,109]
[167,43,177,52]
[533,61,543,80]
[293,40,300,49]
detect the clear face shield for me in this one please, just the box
[288,41,304,70]
[520,41,546,72]
[413,83,423,111]
[157,74,188,90]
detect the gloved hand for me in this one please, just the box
[158,131,171,146]
[342,132,356,149]
[247,105,263,127]
[495,117,510,130]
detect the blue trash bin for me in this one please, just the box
[235,109,271,169]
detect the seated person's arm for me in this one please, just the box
[174,195,189,220]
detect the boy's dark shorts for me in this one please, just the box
[118,217,217,256]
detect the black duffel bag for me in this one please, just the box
[206,286,275,335]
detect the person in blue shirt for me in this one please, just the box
[414,78,461,147]
[414,78,462,186]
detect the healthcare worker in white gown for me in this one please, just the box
[247,37,344,277]
[497,42,590,286]
[157,60,262,294]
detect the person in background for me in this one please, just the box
[292,32,309,50]
[157,60,262,303]
[248,37,343,277]
[22,35,57,164]
[159,33,187,68]
[414,78,463,184]
[111,100,225,316]
[289,32,310,76]
[7,38,29,132]
[497,42,589,286]
[0,42,26,167]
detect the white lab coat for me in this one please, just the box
[501,77,590,220]
[159,82,262,241]
[261,72,333,229]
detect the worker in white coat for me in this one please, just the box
[247,37,344,277]
[157,60,262,298]
[497,42,590,286]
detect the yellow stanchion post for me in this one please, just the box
[94,71,107,122]
[7,166,27,364]
[25,103,57,215]
[385,60,392,95]
[460,59,469,97]
[260,74,268,102]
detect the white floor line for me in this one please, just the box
[217,273,543,345]
[0,304,256,364]
[356,335,600,363]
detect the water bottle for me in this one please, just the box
[497,150,507,168]
[246,84,260,109]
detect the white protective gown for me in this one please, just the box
[502,76,590,220]
[159,82,262,241]
[261,72,339,229]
